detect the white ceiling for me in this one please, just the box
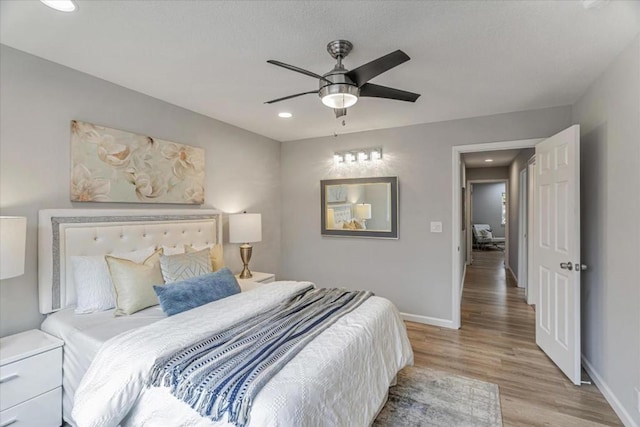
[1,1,638,142]
[463,149,523,168]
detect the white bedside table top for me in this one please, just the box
[235,271,274,282]
[0,329,63,366]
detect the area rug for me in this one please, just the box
[373,366,503,427]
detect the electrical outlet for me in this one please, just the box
[430,221,443,233]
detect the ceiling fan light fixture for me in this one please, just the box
[319,84,359,109]
[322,93,358,109]
[40,0,77,12]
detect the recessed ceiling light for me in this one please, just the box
[485,159,494,163]
[278,112,293,118]
[40,0,77,12]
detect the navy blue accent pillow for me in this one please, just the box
[153,267,241,316]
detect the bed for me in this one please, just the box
[38,209,413,427]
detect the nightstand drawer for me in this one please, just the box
[0,348,62,411]
[0,387,61,427]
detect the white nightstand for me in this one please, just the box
[236,271,275,284]
[0,329,63,427]
[236,271,275,291]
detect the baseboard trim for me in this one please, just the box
[582,355,638,427]
[507,265,522,287]
[400,312,456,329]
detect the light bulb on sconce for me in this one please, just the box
[333,148,382,164]
[344,152,356,163]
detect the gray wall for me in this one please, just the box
[0,46,282,337]
[507,148,534,275]
[471,182,506,238]
[280,106,572,323]
[466,166,509,181]
[572,34,640,426]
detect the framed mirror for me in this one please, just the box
[321,176,398,239]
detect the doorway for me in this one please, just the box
[451,138,541,329]
[452,126,583,385]
[466,179,508,267]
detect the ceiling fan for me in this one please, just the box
[265,40,421,118]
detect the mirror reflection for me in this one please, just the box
[321,177,398,239]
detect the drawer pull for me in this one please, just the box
[0,373,18,384]
[0,418,17,427]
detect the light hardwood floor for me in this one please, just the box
[406,249,622,426]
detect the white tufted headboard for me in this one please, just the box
[38,209,223,314]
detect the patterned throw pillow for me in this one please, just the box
[185,244,225,271]
[159,248,212,283]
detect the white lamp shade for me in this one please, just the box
[326,208,335,229]
[229,213,262,243]
[0,216,27,280]
[355,204,372,220]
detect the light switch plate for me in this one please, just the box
[635,386,640,413]
[430,221,443,233]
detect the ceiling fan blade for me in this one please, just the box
[359,83,420,102]
[264,90,319,104]
[267,60,333,85]
[346,50,410,87]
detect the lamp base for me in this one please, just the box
[238,244,253,279]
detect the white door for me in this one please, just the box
[527,160,536,306]
[533,125,582,385]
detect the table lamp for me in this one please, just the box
[0,216,27,280]
[229,212,262,279]
[355,203,372,229]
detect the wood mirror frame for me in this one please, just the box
[320,176,398,239]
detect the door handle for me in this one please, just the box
[575,263,588,272]
[0,373,18,384]
[560,262,573,271]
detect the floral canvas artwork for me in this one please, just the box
[70,120,205,204]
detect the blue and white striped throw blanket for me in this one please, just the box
[149,286,373,427]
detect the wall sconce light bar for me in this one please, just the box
[344,152,356,163]
[334,147,383,164]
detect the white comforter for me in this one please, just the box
[72,281,413,427]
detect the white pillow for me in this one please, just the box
[71,246,156,314]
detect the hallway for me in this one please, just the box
[406,249,621,426]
